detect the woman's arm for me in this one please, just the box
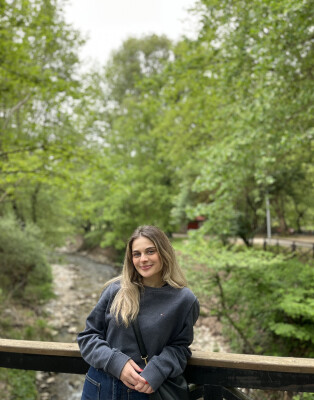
[140,298,200,391]
[77,285,130,379]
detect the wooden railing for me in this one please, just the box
[260,237,314,259]
[1,339,314,399]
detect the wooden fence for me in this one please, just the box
[1,339,314,399]
[256,237,314,259]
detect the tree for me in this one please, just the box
[104,34,172,105]
[0,0,93,244]
[73,35,178,249]
[161,0,314,241]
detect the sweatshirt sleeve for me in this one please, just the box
[77,284,130,379]
[141,297,199,391]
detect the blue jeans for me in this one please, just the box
[81,366,150,400]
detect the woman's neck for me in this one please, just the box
[143,278,165,288]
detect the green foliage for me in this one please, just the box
[2,0,313,252]
[4,181,78,246]
[0,215,53,302]
[294,394,314,400]
[73,34,178,249]
[0,1,312,396]
[164,0,314,240]
[24,318,53,341]
[104,34,172,104]
[0,214,53,397]
[175,237,314,357]
[75,0,313,248]
[0,368,37,400]
[0,0,90,245]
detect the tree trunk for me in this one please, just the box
[274,196,288,233]
[31,183,41,224]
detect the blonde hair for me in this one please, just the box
[106,225,187,327]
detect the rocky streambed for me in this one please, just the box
[36,252,227,400]
[36,253,117,400]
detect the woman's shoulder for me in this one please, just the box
[166,286,199,322]
[164,285,198,305]
[107,278,121,292]
[180,286,199,306]
[177,285,197,299]
[99,278,121,300]
[180,287,199,320]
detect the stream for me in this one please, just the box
[36,252,227,400]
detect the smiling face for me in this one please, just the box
[132,236,163,287]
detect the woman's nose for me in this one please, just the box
[140,253,148,261]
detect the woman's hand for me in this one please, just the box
[134,379,154,394]
[120,359,147,390]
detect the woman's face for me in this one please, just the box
[131,236,163,287]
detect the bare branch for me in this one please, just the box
[3,94,32,129]
[215,272,255,353]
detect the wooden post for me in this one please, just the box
[263,239,267,251]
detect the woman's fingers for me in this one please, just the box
[134,381,145,391]
[127,360,154,393]
[134,378,154,394]
[135,381,154,394]
[120,359,146,388]
[120,361,137,386]
[120,359,153,393]
[128,359,144,374]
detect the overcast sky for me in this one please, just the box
[64,0,199,68]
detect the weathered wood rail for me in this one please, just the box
[1,339,314,399]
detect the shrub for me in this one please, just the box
[175,236,314,357]
[0,368,37,400]
[0,215,53,303]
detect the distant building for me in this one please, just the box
[187,216,206,230]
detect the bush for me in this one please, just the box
[0,368,37,400]
[0,215,53,303]
[174,236,314,357]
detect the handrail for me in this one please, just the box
[1,339,314,400]
[1,339,314,374]
[0,338,80,357]
[262,237,314,247]
[189,350,314,373]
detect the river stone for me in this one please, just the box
[47,376,56,384]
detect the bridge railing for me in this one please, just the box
[1,339,314,399]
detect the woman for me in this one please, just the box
[78,225,199,399]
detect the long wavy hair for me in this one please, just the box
[106,225,187,326]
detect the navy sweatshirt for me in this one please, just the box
[77,281,199,391]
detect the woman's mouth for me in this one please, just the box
[141,264,153,270]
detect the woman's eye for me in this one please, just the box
[133,249,156,258]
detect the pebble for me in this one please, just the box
[40,384,48,389]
